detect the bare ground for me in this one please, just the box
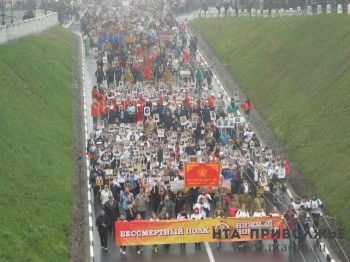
[188,25,350,262]
[69,32,90,262]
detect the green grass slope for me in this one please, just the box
[191,15,350,237]
[0,27,73,261]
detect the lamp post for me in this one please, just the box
[1,0,5,25]
[10,0,13,24]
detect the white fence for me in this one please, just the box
[0,11,58,45]
[199,4,350,18]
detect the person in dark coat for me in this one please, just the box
[106,66,115,87]
[174,191,186,217]
[95,66,105,92]
[114,64,123,86]
[162,110,173,131]
[150,180,166,214]
[189,187,200,209]
[202,102,211,124]
[104,196,119,235]
[95,209,111,251]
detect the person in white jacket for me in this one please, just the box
[309,193,323,230]
[236,204,249,248]
[191,207,203,249]
[236,204,250,218]
[100,185,113,205]
[252,207,266,217]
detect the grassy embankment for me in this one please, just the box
[0,27,74,261]
[191,15,350,238]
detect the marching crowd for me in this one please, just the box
[79,0,324,254]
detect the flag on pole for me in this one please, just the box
[144,54,151,80]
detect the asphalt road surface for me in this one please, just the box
[80,11,327,262]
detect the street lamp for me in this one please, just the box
[1,0,5,25]
[10,0,13,24]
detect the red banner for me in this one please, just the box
[115,217,285,246]
[184,163,220,187]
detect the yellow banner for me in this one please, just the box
[115,217,285,246]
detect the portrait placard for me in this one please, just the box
[249,141,255,149]
[228,159,235,169]
[163,148,170,159]
[133,150,140,158]
[265,148,273,159]
[144,107,151,116]
[254,147,261,157]
[221,159,229,169]
[233,150,241,159]
[104,169,113,177]
[116,95,122,103]
[191,122,197,130]
[259,175,268,187]
[171,132,177,142]
[180,116,187,125]
[176,96,182,104]
[199,140,206,150]
[192,115,198,123]
[227,119,234,128]
[278,167,285,179]
[217,118,223,128]
[238,157,247,166]
[158,128,165,138]
[180,152,187,162]
[228,113,234,120]
[189,137,195,146]
[153,113,160,123]
[97,120,105,130]
[137,121,143,130]
[210,111,216,121]
[223,119,229,127]
[95,176,104,186]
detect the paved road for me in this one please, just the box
[79,11,326,262]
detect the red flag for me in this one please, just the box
[144,54,151,80]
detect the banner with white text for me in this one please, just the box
[115,217,285,246]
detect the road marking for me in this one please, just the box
[204,242,215,262]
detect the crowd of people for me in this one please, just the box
[80,0,324,254]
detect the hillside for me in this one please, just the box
[191,15,350,239]
[0,27,74,261]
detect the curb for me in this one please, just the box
[80,34,94,262]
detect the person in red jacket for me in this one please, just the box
[91,101,100,125]
[184,92,191,107]
[207,93,216,110]
[99,101,108,126]
[135,104,144,122]
[283,160,291,176]
[284,204,297,246]
[242,98,253,122]
[91,85,99,100]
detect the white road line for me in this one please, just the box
[204,242,216,262]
